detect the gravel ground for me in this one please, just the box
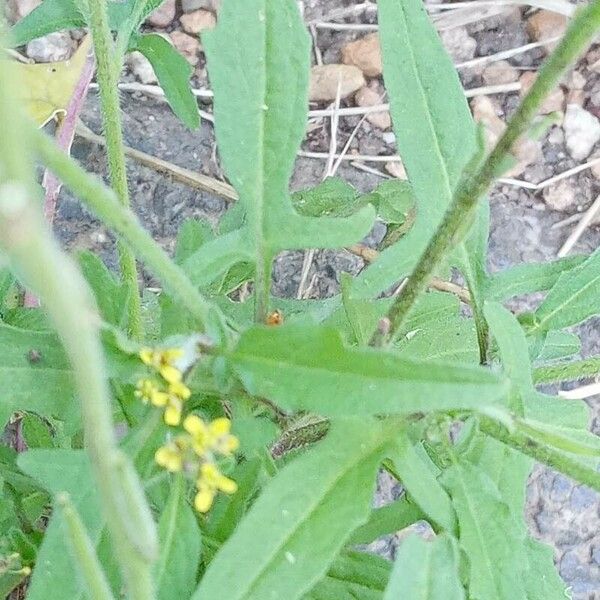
[17,0,600,596]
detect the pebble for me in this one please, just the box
[590,152,600,180]
[563,104,600,160]
[385,161,407,179]
[439,27,476,63]
[26,31,73,62]
[543,179,576,211]
[180,9,216,34]
[471,96,540,177]
[146,0,176,27]
[482,60,518,86]
[169,31,201,66]
[309,64,365,102]
[181,0,220,12]
[355,86,391,130]
[127,51,157,84]
[382,131,396,145]
[526,10,567,52]
[341,33,382,78]
[14,0,40,18]
[519,72,564,114]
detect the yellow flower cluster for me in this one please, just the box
[155,415,239,512]
[135,348,191,426]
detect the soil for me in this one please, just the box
[44,1,600,597]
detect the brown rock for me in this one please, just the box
[355,86,391,130]
[520,72,565,114]
[471,96,540,177]
[543,180,576,212]
[341,33,382,78]
[182,0,220,12]
[439,27,476,63]
[309,64,365,102]
[147,0,176,27]
[385,161,407,179]
[526,10,567,52]
[169,31,201,66]
[180,9,216,34]
[482,60,518,86]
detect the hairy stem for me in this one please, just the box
[86,0,142,339]
[57,493,116,600]
[379,1,600,342]
[533,356,600,384]
[480,417,600,493]
[31,127,216,333]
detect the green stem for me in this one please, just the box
[379,1,600,343]
[31,127,216,334]
[85,0,142,339]
[480,417,600,493]
[533,356,600,384]
[57,493,116,600]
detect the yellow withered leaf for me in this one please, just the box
[11,35,93,128]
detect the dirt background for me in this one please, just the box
[13,0,600,596]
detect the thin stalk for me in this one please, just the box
[57,493,116,600]
[378,0,600,343]
[480,417,600,493]
[85,0,142,339]
[533,356,600,384]
[31,126,215,333]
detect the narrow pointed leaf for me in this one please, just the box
[192,419,393,600]
[230,325,508,416]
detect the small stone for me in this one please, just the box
[181,0,220,12]
[482,60,518,86]
[341,33,382,78]
[471,95,540,177]
[382,131,396,145]
[590,153,600,179]
[543,179,576,211]
[355,86,391,130]
[563,104,600,160]
[127,51,157,85]
[15,0,40,18]
[439,27,476,63]
[519,71,564,114]
[169,31,201,66]
[309,64,365,102]
[26,31,73,62]
[180,9,216,34]
[385,161,407,179]
[527,10,568,52]
[146,0,176,27]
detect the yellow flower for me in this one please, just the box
[194,462,238,513]
[155,437,190,472]
[183,415,239,457]
[135,379,168,406]
[161,381,192,426]
[139,347,184,383]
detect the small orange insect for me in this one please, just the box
[265,310,284,326]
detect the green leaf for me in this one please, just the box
[0,268,15,308]
[17,450,105,600]
[79,251,129,328]
[198,0,375,289]
[535,330,580,362]
[391,435,456,532]
[395,316,479,364]
[0,553,30,599]
[308,551,392,600]
[534,247,600,331]
[524,391,589,429]
[291,178,366,218]
[352,0,484,299]
[0,323,75,427]
[133,34,200,130]
[361,179,415,224]
[486,256,586,301]
[523,538,566,599]
[230,324,508,416]
[441,462,527,600]
[21,413,54,449]
[156,475,201,600]
[348,495,424,545]
[174,219,214,265]
[192,419,393,600]
[383,534,465,600]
